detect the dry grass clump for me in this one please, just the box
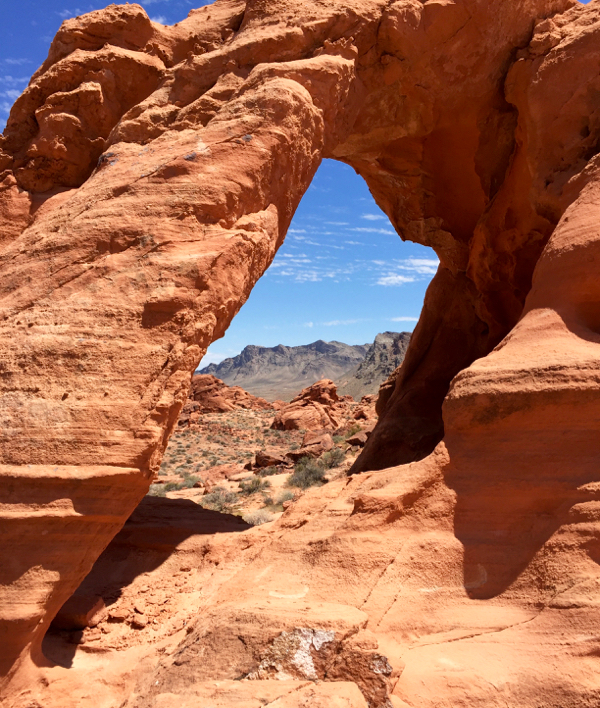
[243,509,275,526]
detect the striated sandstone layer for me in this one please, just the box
[2,0,600,705]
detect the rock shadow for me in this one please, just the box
[444,431,600,599]
[42,496,250,667]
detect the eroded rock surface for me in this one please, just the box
[2,0,600,705]
[181,373,271,420]
[271,379,350,431]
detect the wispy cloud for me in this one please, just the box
[4,58,30,66]
[304,321,314,328]
[362,213,387,221]
[398,257,439,275]
[321,319,363,326]
[150,14,168,23]
[390,316,419,322]
[377,274,416,286]
[1,89,21,101]
[0,75,29,85]
[57,8,86,19]
[351,227,396,235]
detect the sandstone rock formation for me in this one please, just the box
[2,0,600,705]
[201,339,369,401]
[180,373,271,422]
[271,379,349,431]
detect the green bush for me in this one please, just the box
[257,466,281,478]
[346,424,362,438]
[287,457,326,489]
[200,487,239,513]
[321,447,345,469]
[239,477,271,496]
[181,474,202,489]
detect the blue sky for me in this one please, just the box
[3,0,587,365]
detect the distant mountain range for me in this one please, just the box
[199,332,411,401]
[200,340,368,401]
[335,331,412,399]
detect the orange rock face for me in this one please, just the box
[182,373,271,417]
[271,379,348,431]
[2,0,600,705]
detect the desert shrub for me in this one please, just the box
[290,442,300,451]
[147,484,167,497]
[333,435,345,444]
[181,474,202,489]
[321,447,345,469]
[287,457,326,489]
[239,477,271,496]
[257,466,280,478]
[243,509,274,526]
[200,487,238,513]
[346,424,362,438]
[277,490,295,504]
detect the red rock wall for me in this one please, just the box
[2,0,600,697]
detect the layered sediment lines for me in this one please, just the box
[1,0,600,704]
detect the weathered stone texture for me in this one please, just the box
[2,0,600,705]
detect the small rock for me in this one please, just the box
[286,447,319,463]
[131,614,148,629]
[255,450,286,468]
[108,607,130,623]
[346,431,368,446]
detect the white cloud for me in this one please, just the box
[0,76,29,86]
[351,227,396,235]
[57,8,85,19]
[344,241,364,246]
[390,316,419,322]
[377,274,416,286]
[362,213,387,221]
[397,257,439,275]
[304,321,314,328]
[4,58,30,66]
[325,221,349,226]
[321,319,362,326]
[151,15,168,23]
[288,228,307,234]
[295,271,323,282]
[1,89,21,101]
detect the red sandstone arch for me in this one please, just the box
[1,0,600,699]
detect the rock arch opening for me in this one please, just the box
[2,0,600,700]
